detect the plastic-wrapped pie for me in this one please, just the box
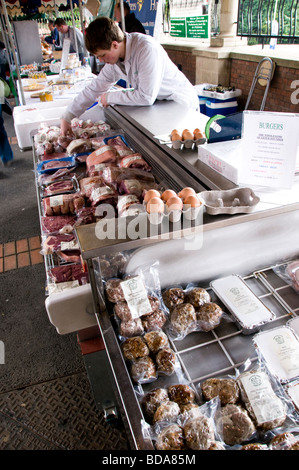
[201,377,239,405]
[115,295,160,322]
[105,278,126,303]
[153,401,180,424]
[142,388,169,421]
[185,287,211,308]
[168,384,195,405]
[130,356,156,383]
[179,403,202,421]
[141,309,167,332]
[156,348,176,375]
[217,404,256,446]
[144,330,169,354]
[170,303,196,336]
[183,415,215,450]
[196,302,223,332]
[122,336,149,361]
[155,424,185,451]
[162,287,185,310]
[119,318,144,338]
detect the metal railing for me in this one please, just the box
[237,0,299,43]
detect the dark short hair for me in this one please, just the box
[54,18,67,27]
[48,19,55,25]
[115,2,130,13]
[85,17,124,55]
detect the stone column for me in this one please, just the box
[211,0,244,47]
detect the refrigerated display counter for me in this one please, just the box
[32,100,299,450]
[73,103,299,450]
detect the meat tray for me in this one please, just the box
[199,187,260,215]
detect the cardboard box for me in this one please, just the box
[198,139,243,184]
[198,139,299,184]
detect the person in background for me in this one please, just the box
[54,18,85,61]
[0,41,8,82]
[114,1,146,34]
[0,77,13,166]
[44,20,60,49]
[60,17,198,135]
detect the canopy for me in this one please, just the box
[3,0,80,17]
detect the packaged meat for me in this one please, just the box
[155,347,177,375]
[103,134,131,150]
[253,326,299,383]
[86,145,118,174]
[48,263,88,285]
[42,176,79,197]
[38,168,75,186]
[42,194,85,216]
[42,233,78,255]
[66,138,92,155]
[122,336,149,361]
[196,302,223,332]
[37,156,77,174]
[119,153,151,172]
[162,287,185,310]
[144,330,169,354]
[167,384,195,405]
[183,415,215,450]
[153,401,180,424]
[130,356,157,384]
[41,215,77,234]
[102,167,155,186]
[117,194,143,217]
[210,274,275,334]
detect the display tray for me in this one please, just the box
[96,260,299,449]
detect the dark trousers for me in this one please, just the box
[0,104,13,164]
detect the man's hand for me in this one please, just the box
[60,118,73,136]
[100,93,109,107]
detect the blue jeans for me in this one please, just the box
[0,104,13,164]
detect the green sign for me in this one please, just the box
[170,15,209,39]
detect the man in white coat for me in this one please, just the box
[60,17,198,135]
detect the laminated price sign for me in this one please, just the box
[240,111,299,189]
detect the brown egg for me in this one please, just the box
[182,129,194,141]
[161,189,177,202]
[146,197,165,213]
[183,195,202,208]
[171,129,179,136]
[171,132,182,142]
[178,187,197,199]
[194,128,204,140]
[166,196,183,211]
[144,189,161,203]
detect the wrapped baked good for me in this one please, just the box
[183,415,215,450]
[241,443,268,450]
[169,303,196,337]
[119,318,144,338]
[141,388,169,421]
[141,309,167,332]
[201,377,239,405]
[130,356,156,383]
[269,432,298,450]
[155,348,176,375]
[168,384,195,405]
[114,295,160,322]
[162,287,185,310]
[144,330,169,354]
[217,404,256,446]
[153,401,180,424]
[179,403,202,422]
[238,369,287,431]
[105,278,126,303]
[121,336,149,361]
[155,424,185,450]
[185,287,211,308]
[196,302,223,332]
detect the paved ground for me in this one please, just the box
[0,103,129,451]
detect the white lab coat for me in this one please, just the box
[65,32,198,119]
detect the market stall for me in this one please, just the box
[28,98,299,450]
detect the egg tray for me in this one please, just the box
[172,136,206,150]
[199,188,260,215]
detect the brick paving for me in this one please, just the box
[0,236,43,273]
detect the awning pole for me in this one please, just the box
[0,0,26,105]
[69,0,79,55]
[120,0,126,32]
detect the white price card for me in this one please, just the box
[240,111,299,189]
[120,276,152,319]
